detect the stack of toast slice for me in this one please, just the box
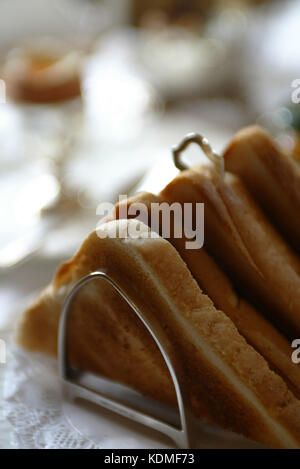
[16,126,300,448]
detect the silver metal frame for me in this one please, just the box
[58,270,196,448]
[172,132,225,177]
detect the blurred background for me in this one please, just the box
[0,0,300,320]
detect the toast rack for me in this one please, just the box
[172,132,225,177]
[58,270,197,448]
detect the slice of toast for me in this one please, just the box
[161,166,300,337]
[223,125,300,252]
[16,218,300,448]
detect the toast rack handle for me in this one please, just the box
[58,270,196,448]
[172,132,225,177]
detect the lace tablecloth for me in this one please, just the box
[2,343,176,449]
[3,346,99,449]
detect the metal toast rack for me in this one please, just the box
[58,270,197,449]
[172,132,225,177]
[58,135,260,449]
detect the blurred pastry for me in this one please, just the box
[16,218,300,448]
[3,41,82,103]
[113,191,300,398]
[223,126,300,252]
[161,165,300,337]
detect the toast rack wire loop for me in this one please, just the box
[58,270,196,449]
[172,132,225,178]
